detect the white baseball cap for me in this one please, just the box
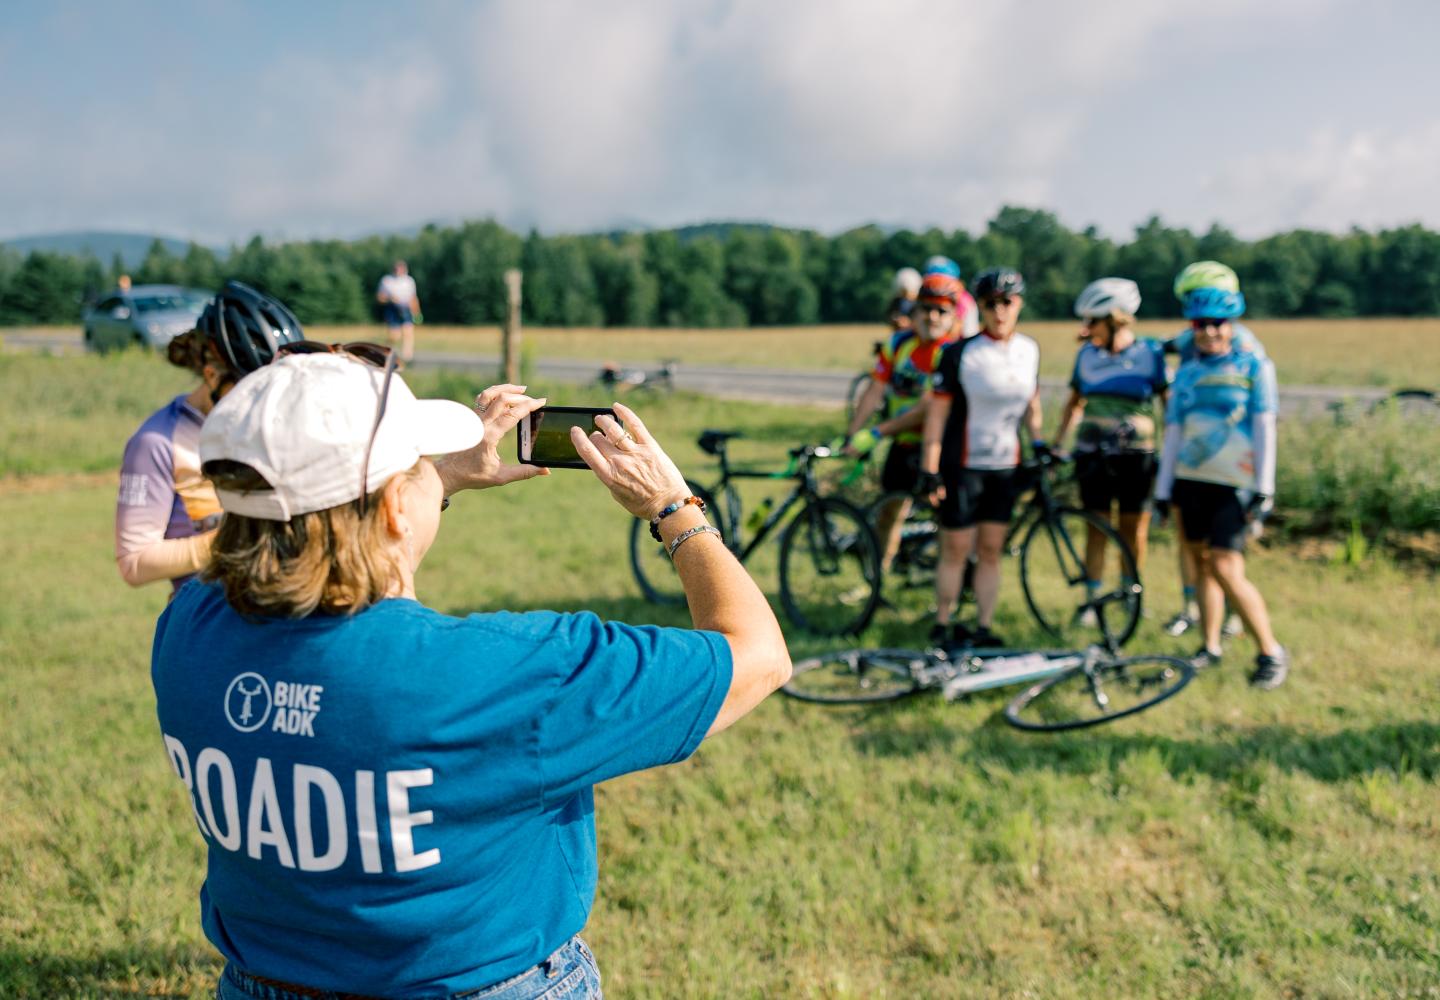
[200,352,484,520]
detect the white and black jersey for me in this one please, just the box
[931,330,1040,471]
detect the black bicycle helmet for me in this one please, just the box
[197,280,304,375]
[971,267,1027,300]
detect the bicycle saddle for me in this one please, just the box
[698,430,743,455]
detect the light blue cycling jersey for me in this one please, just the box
[1164,348,1277,490]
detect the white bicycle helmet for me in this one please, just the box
[1074,277,1141,319]
[893,267,922,297]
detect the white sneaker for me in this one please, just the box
[1163,611,1197,637]
[1222,613,1244,639]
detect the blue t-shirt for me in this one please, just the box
[1165,321,1265,363]
[151,583,732,996]
[1165,349,1277,489]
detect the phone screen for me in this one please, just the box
[519,406,616,468]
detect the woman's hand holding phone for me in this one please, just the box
[572,403,689,521]
[435,384,550,495]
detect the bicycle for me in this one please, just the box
[629,430,883,636]
[862,452,1143,647]
[781,591,1192,732]
[598,360,678,394]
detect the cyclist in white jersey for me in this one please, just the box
[921,268,1043,648]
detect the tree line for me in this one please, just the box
[3,207,1439,327]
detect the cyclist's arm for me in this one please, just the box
[1024,390,1043,444]
[921,391,951,473]
[874,401,925,438]
[845,377,889,436]
[1054,389,1085,448]
[1253,413,1277,496]
[1154,424,1181,501]
[117,531,216,587]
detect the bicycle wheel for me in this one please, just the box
[1019,507,1141,647]
[1004,654,1194,731]
[783,648,927,704]
[868,491,938,590]
[778,497,883,635]
[629,480,720,606]
[1370,388,1440,422]
[845,372,873,424]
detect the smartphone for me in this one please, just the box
[517,405,617,469]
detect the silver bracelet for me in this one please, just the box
[667,524,722,558]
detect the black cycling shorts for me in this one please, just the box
[1173,478,1249,552]
[938,467,1023,529]
[1075,452,1157,514]
[881,443,922,494]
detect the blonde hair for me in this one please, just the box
[1107,309,1136,328]
[202,461,427,618]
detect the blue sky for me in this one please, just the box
[3,0,1438,245]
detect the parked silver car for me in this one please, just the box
[83,284,212,352]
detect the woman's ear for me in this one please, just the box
[379,475,409,540]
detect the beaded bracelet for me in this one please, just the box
[649,495,708,541]
[667,524,722,558]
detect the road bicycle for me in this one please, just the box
[597,360,678,394]
[782,591,1191,732]
[865,452,1143,647]
[629,430,883,636]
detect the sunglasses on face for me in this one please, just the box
[277,340,399,516]
[981,296,1017,309]
[922,303,956,316]
[1190,318,1227,331]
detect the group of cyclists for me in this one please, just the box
[846,256,1288,691]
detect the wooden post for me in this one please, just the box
[502,268,523,385]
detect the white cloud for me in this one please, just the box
[0,0,1434,242]
[1194,122,1440,235]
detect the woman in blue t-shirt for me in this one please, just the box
[151,350,791,999]
[1154,286,1288,690]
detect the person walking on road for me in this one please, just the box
[377,259,421,363]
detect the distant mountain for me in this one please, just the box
[0,231,221,268]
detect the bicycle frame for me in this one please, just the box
[700,438,848,563]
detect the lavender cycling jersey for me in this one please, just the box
[116,394,222,591]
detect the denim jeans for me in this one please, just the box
[217,936,603,1000]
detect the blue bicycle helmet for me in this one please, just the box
[923,255,962,279]
[1181,287,1246,320]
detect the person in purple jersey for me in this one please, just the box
[153,349,791,998]
[115,282,303,591]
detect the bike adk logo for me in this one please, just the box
[224,672,325,736]
[225,672,272,732]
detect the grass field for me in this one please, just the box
[10,316,1440,388]
[2,353,1438,998]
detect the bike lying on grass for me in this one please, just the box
[629,430,883,636]
[781,589,1190,732]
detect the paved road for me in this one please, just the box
[412,352,1389,416]
[4,332,1392,415]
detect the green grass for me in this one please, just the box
[3,354,1439,997]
